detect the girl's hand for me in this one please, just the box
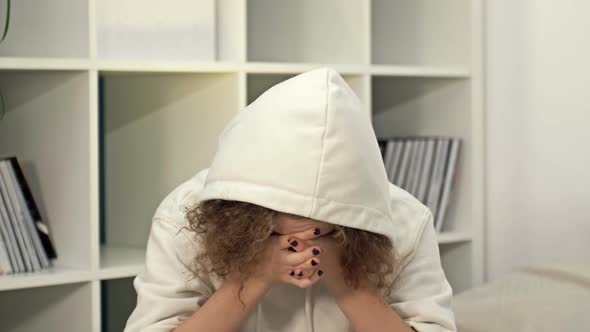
[250,227,324,289]
[299,235,347,294]
[294,234,371,298]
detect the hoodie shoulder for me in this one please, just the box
[387,182,432,270]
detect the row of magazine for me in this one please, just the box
[378,137,461,232]
[0,156,57,275]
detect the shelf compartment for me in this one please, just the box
[99,72,240,249]
[0,282,93,332]
[96,0,215,61]
[0,0,88,58]
[440,242,473,293]
[101,278,137,332]
[99,246,145,280]
[0,70,94,271]
[371,76,472,234]
[247,0,368,64]
[371,0,469,66]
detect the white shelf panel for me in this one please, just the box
[371,65,470,78]
[96,60,240,73]
[0,267,93,291]
[0,58,470,79]
[0,57,91,71]
[0,246,148,291]
[437,232,472,245]
[99,247,146,280]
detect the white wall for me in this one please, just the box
[486,0,590,279]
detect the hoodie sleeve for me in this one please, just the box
[386,209,457,332]
[124,212,214,332]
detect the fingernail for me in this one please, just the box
[313,228,320,236]
[311,259,317,266]
[290,240,298,247]
[312,248,320,256]
[298,271,303,277]
[289,271,295,276]
[318,270,324,276]
[288,247,296,252]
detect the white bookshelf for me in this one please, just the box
[0,1,484,331]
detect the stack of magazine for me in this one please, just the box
[378,137,461,233]
[0,156,57,275]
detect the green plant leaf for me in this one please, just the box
[0,0,10,43]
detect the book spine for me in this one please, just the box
[383,140,395,182]
[416,139,436,203]
[397,140,413,189]
[426,138,449,226]
[0,227,12,274]
[435,138,461,233]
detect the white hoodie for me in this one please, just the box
[124,68,456,332]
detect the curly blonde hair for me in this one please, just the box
[183,199,397,292]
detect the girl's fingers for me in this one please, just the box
[298,257,320,270]
[277,227,322,249]
[286,269,323,289]
[284,245,321,266]
[284,236,306,252]
[292,269,306,279]
[288,267,315,279]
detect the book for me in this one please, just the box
[383,140,396,181]
[404,140,419,192]
[416,139,436,203]
[0,216,12,274]
[408,139,426,196]
[396,139,413,189]
[387,140,401,183]
[426,138,450,223]
[435,138,461,232]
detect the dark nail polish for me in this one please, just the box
[318,270,324,276]
[290,240,298,247]
[290,271,295,276]
[298,271,303,277]
[288,247,296,252]
[311,259,317,266]
[313,228,320,236]
[312,248,320,256]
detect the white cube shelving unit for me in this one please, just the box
[0,0,484,331]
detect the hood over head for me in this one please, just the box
[199,67,416,241]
